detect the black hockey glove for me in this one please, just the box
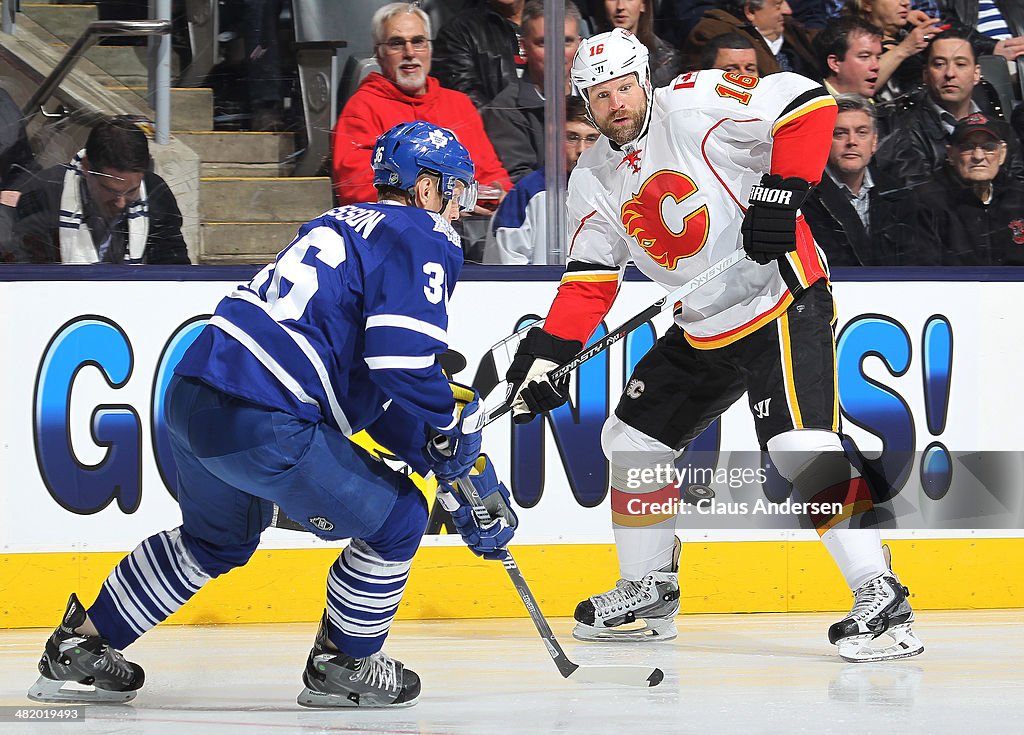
[741,174,811,265]
[505,327,582,424]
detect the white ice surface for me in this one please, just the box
[1,610,1021,734]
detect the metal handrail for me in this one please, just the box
[20,19,172,120]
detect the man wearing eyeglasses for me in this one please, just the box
[330,2,511,209]
[0,116,189,264]
[485,95,598,263]
[912,112,1024,264]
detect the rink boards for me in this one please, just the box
[1,265,1022,627]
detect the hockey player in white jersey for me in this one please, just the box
[28,121,519,707]
[506,29,923,662]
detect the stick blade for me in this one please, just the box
[567,665,664,687]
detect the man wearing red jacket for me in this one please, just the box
[331,2,512,207]
[506,29,924,663]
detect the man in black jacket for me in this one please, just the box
[431,0,526,109]
[804,94,916,266]
[0,116,190,264]
[874,28,983,188]
[912,112,1024,265]
[482,0,581,182]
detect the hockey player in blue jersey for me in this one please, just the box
[28,121,518,709]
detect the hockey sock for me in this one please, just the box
[820,527,888,592]
[325,483,426,658]
[326,539,413,658]
[609,460,679,579]
[613,522,678,580]
[603,419,680,579]
[89,528,211,650]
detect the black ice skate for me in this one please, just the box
[573,537,681,642]
[297,612,420,708]
[828,572,924,663]
[28,593,145,703]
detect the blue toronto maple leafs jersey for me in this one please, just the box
[175,201,463,436]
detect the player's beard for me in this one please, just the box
[598,104,646,147]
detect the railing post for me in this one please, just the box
[543,0,568,265]
[2,0,16,36]
[149,0,172,144]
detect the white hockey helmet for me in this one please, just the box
[571,28,651,103]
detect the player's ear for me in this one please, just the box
[412,173,434,209]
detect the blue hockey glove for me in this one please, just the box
[741,174,811,265]
[426,381,484,481]
[436,454,518,560]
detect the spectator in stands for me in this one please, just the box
[874,29,984,187]
[816,17,884,98]
[486,96,599,263]
[432,0,527,108]
[848,0,944,100]
[483,1,582,182]
[0,117,189,264]
[685,1,818,77]
[912,111,1024,264]
[586,1,684,87]
[700,31,762,75]
[330,3,512,207]
[803,95,916,265]
[938,1,1024,61]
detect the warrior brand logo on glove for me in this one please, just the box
[741,174,812,266]
[748,185,795,206]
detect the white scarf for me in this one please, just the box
[59,149,149,263]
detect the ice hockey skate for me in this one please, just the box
[828,571,924,663]
[573,537,681,642]
[28,593,145,703]
[297,612,421,708]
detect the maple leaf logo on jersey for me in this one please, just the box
[621,170,710,270]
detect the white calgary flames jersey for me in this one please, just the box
[563,69,835,349]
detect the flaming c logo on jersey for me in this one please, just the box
[621,170,710,270]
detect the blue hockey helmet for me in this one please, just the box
[372,121,478,212]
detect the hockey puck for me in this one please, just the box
[681,484,715,505]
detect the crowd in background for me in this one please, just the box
[4,0,1024,266]
[326,0,1024,266]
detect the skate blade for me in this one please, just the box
[572,619,677,643]
[837,625,925,663]
[296,687,418,709]
[27,675,137,704]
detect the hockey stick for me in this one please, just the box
[481,248,747,426]
[452,475,664,688]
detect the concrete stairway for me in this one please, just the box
[19,1,333,264]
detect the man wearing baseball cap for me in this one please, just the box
[911,111,1024,265]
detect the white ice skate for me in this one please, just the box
[573,538,681,642]
[297,612,420,708]
[28,593,144,703]
[828,571,924,663]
